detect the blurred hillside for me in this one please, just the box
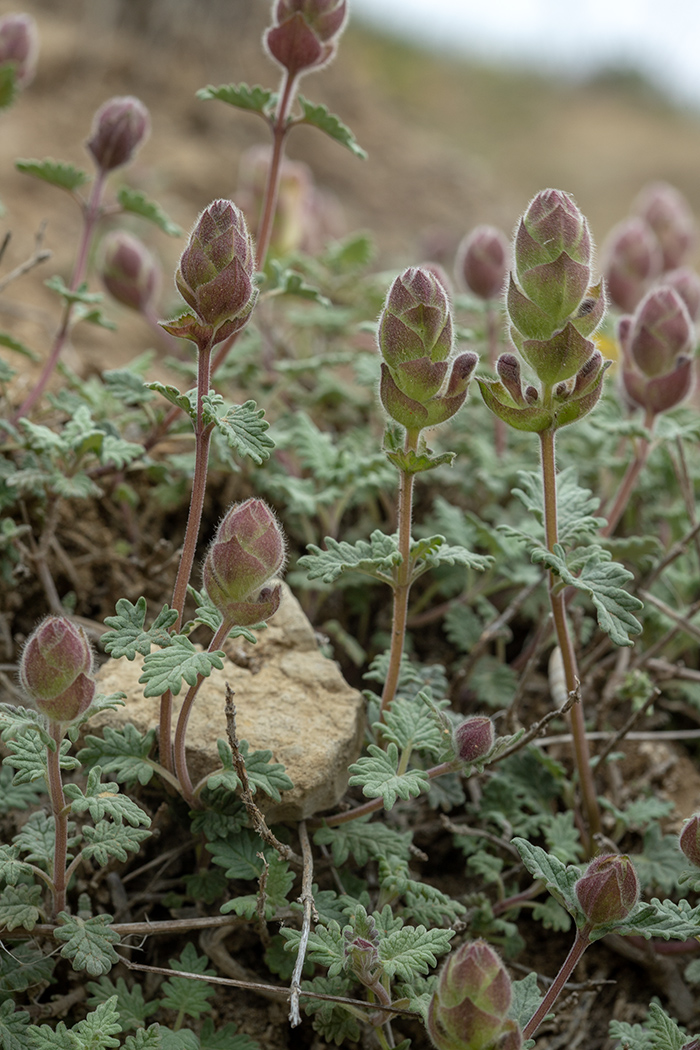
[2,0,700,282]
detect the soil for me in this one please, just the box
[3,2,700,1048]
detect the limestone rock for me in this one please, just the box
[92,586,365,821]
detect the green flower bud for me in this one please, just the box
[203,499,286,627]
[453,716,494,763]
[575,854,640,928]
[602,217,662,314]
[86,96,150,173]
[0,12,38,88]
[175,199,258,340]
[619,286,695,417]
[635,181,695,272]
[679,814,700,869]
[19,616,95,725]
[100,230,160,313]
[456,226,509,301]
[265,0,347,77]
[428,941,522,1050]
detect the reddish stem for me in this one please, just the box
[255,68,298,270]
[601,408,655,537]
[46,723,68,918]
[522,926,591,1040]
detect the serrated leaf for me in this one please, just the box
[264,261,330,305]
[379,924,454,981]
[313,815,413,866]
[199,1017,260,1050]
[116,186,183,236]
[296,95,367,158]
[99,434,144,469]
[81,821,151,865]
[123,1025,163,1050]
[0,941,55,996]
[0,883,42,931]
[197,81,277,116]
[14,809,78,868]
[159,1031,198,1050]
[281,920,346,977]
[0,331,40,361]
[410,534,493,577]
[102,597,178,660]
[298,974,361,1044]
[509,972,543,1030]
[375,691,447,760]
[145,381,196,420]
[348,742,430,810]
[64,768,151,828]
[44,275,104,307]
[647,1002,687,1050]
[221,853,295,920]
[159,943,215,1020]
[0,999,31,1050]
[300,529,400,585]
[531,543,643,647]
[67,996,122,1049]
[139,636,225,697]
[202,397,274,464]
[87,976,158,1031]
[54,913,121,976]
[78,723,158,786]
[608,896,700,943]
[103,365,156,405]
[16,157,91,191]
[207,828,267,880]
[512,838,581,914]
[0,844,33,886]
[385,445,456,475]
[513,468,605,546]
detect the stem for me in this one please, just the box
[173,620,231,806]
[485,300,506,458]
[12,172,107,423]
[522,926,591,1040]
[601,409,654,537]
[255,68,298,271]
[159,337,214,774]
[540,428,601,850]
[46,723,68,918]
[378,430,419,724]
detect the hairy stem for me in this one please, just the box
[379,430,419,724]
[255,68,298,270]
[12,172,107,423]
[46,723,68,918]
[522,926,591,1040]
[540,428,601,850]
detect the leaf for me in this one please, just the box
[296,95,367,158]
[197,82,277,117]
[0,844,33,885]
[0,883,42,931]
[609,897,700,943]
[313,816,413,867]
[280,921,346,977]
[0,999,30,1050]
[299,530,400,585]
[67,996,122,1049]
[512,468,605,546]
[159,942,216,1020]
[207,828,267,880]
[87,976,158,1031]
[298,974,361,1045]
[221,853,295,920]
[103,364,156,405]
[0,331,40,361]
[0,764,44,812]
[541,811,584,865]
[198,1018,260,1050]
[202,397,274,464]
[122,1026,164,1050]
[512,838,581,914]
[145,381,196,419]
[14,810,78,868]
[116,186,183,236]
[44,275,104,307]
[376,691,448,760]
[509,972,543,1030]
[468,656,518,709]
[139,636,225,697]
[102,597,178,659]
[99,434,144,470]
[64,767,151,827]
[0,941,55,995]
[348,742,430,810]
[646,1002,687,1050]
[531,543,643,647]
[379,924,454,981]
[0,63,18,110]
[81,821,152,865]
[16,157,91,192]
[630,825,687,894]
[410,534,493,578]
[54,913,121,975]
[209,738,293,801]
[78,723,158,786]
[264,261,330,305]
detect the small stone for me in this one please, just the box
[93,586,364,821]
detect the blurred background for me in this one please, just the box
[2,0,700,288]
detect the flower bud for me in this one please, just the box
[428,941,522,1050]
[635,181,695,272]
[344,935,380,987]
[619,286,695,417]
[661,267,700,322]
[19,617,95,724]
[100,230,160,314]
[453,716,494,763]
[575,854,640,927]
[602,217,662,314]
[175,199,257,339]
[456,225,509,301]
[679,814,700,869]
[0,13,38,88]
[86,96,150,174]
[264,0,347,77]
[203,499,286,627]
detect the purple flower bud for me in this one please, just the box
[265,0,347,77]
[100,230,160,314]
[602,217,662,314]
[661,267,700,322]
[19,616,95,724]
[679,814,700,869]
[428,941,522,1050]
[203,499,286,627]
[575,854,640,928]
[635,181,696,272]
[623,286,694,379]
[0,13,38,88]
[344,935,380,987]
[175,199,257,338]
[456,225,509,301]
[453,716,494,763]
[86,96,150,174]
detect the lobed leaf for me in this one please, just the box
[116,186,183,236]
[16,157,91,192]
[300,530,400,585]
[296,95,367,158]
[81,821,152,865]
[78,723,158,785]
[159,943,215,1020]
[139,636,225,697]
[197,82,277,117]
[348,743,430,810]
[87,976,158,1031]
[313,816,413,867]
[102,597,178,660]
[0,999,30,1050]
[221,854,295,920]
[65,767,151,827]
[54,913,121,976]
[0,883,42,931]
[202,397,274,464]
[378,924,454,981]
[512,838,581,914]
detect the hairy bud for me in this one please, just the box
[265,0,347,77]
[679,814,700,869]
[602,217,662,314]
[619,285,695,417]
[19,617,95,724]
[100,230,160,313]
[86,96,150,173]
[661,267,700,322]
[203,499,286,627]
[456,225,509,301]
[0,12,38,87]
[428,941,522,1050]
[453,716,494,763]
[635,181,695,272]
[175,199,257,339]
[575,854,640,927]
